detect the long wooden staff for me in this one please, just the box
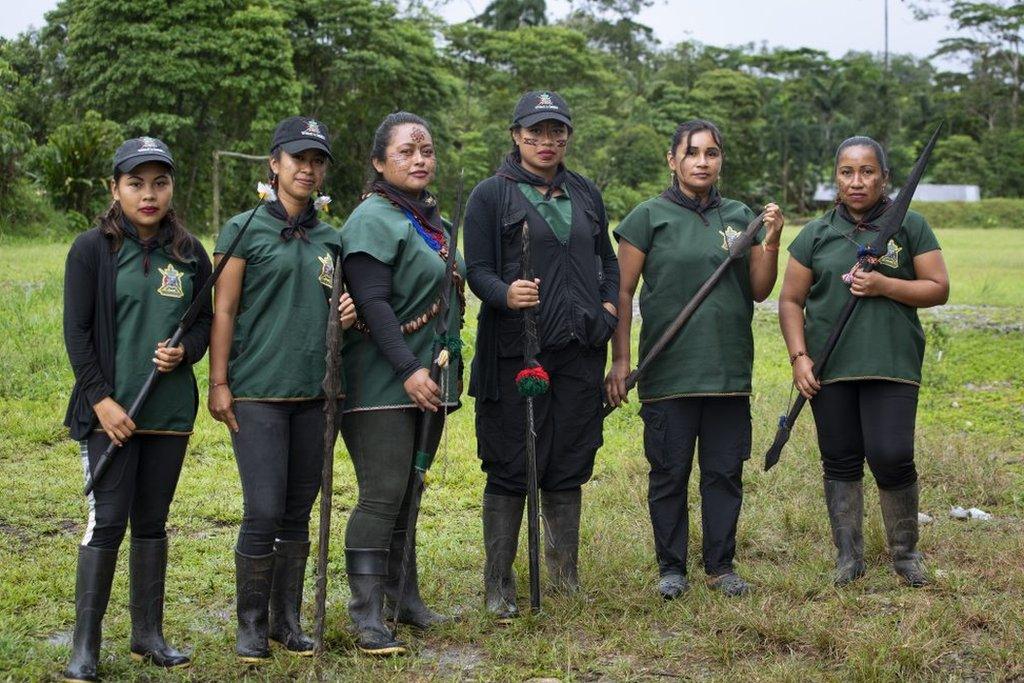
[84,185,273,496]
[763,123,943,471]
[603,210,766,416]
[313,254,344,652]
[517,220,543,612]
[390,174,465,626]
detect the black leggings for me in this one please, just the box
[809,380,919,490]
[341,408,443,551]
[80,432,187,550]
[231,400,327,556]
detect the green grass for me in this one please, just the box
[1,231,1022,680]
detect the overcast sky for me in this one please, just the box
[0,0,961,67]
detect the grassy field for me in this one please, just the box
[0,228,1022,681]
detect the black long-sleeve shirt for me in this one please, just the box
[343,252,422,381]
[63,228,212,440]
[464,172,619,401]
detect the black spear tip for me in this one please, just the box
[762,415,791,472]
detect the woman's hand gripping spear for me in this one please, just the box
[602,210,766,416]
[390,174,465,627]
[313,253,345,652]
[762,123,943,472]
[83,183,276,496]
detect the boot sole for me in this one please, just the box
[63,677,96,683]
[357,644,408,656]
[236,654,272,664]
[129,651,192,669]
[269,638,315,656]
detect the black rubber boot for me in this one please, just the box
[128,537,190,669]
[879,482,928,587]
[824,479,866,586]
[234,551,274,663]
[63,545,118,683]
[346,548,407,656]
[268,540,315,655]
[482,493,524,623]
[541,488,581,593]
[383,527,450,630]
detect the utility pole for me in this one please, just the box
[881,0,891,146]
[884,0,890,74]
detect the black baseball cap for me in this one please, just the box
[113,136,174,175]
[511,91,572,129]
[270,116,334,161]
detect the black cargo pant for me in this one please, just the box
[475,343,605,496]
[639,396,751,577]
[810,380,919,490]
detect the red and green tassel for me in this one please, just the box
[515,363,550,397]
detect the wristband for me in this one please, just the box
[762,242,780,253]
[789,351,807,365]
[211,380,229,388]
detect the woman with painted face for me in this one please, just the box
[779,136,948,588]
[208,116,356,661]
[606,120,784,599]
[464,91,619,620]
[62,137,211,681]
[338,112,464,655]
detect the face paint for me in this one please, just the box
[388,152,412,170]
[410,126,428,144]
[556,139,567,148]
[522,137,540,147]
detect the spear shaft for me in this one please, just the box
[313,254,344,652]
[520,220,542,612]
[390,175,465,626]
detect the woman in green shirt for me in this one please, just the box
[208,117,355,661]
[606,120,784,599]
[339,112,464,655]
[779,136,949,587]
[62,137,211,681]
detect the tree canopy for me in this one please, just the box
[0,0,1019,233]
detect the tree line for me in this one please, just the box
[1,0,1020,234]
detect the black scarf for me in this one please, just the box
[266,197,319,242]
[836,195,890,232]
[496,152,567,200]
[370,179,444,233]
[660,181,722,216]
[121,215,170,275]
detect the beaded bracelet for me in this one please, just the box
[789,351,808,365]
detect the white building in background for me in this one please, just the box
[813,183,981,203]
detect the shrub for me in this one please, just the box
[911,198,1024,229]
[26,110,122,218]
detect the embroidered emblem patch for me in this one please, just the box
[879,239,902,268]
[302,120,326,140]
[318,254,335,288]
[535,92,558,110]
[719,226,741,251]
[138,136,161,152]
[157,264,185,298]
